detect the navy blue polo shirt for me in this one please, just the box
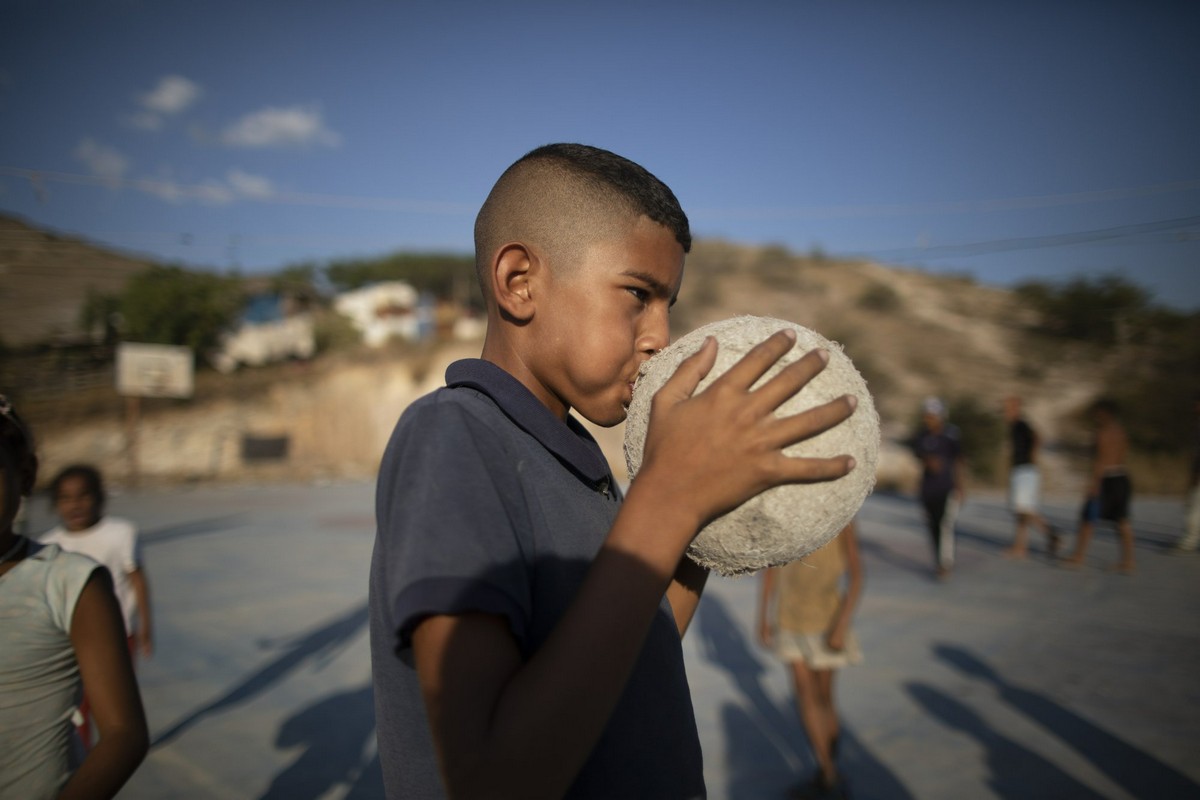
[369,359,705,799]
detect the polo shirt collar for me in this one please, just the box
[445,359,614,489]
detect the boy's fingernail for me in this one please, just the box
[846,394,858,409]
[816,349,829,363]
[846,457,857,470]
[780,328,797,341]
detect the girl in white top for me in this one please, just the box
[0,396,147,799]
[40,464,153,657]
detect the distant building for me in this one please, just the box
[210,292,315,373]
[333,282,422,347]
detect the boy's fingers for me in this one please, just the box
[775,453,858,484]
[768,394,858,450]
[716,329,798,392]
[654,337,717,405]
[748,348,830,413]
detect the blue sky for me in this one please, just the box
[2,1,1197,308]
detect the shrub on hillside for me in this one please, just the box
[1102,309,1200,455]
[857,282,902,312]
[1016,274,1151,346]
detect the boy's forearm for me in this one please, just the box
[421,476,701,799]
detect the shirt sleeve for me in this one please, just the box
[47,551,103,635]
[374,394,533,653]
[116,519,141,574]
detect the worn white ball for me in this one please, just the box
[623,316,880,576]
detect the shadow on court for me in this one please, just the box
[258,683,383,800]
[697,594,912,800]
[933,644,1200,799]
[153,603,368,747]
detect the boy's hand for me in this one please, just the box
[637,329,857,532]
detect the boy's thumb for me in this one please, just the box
[653,337,716,407]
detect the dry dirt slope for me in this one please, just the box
[2,220,1106,492]
[0,214,155,348]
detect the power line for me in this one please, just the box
[0,166,473,215]
[4,164,1200,219]
[856,215,1200,261]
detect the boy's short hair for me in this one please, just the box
[473,143,691,297]
[49,463,106,511]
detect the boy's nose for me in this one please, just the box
[638,312,670,355]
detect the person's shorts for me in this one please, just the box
[1080,474,1133,523]
[1009,464,1040,514]
[773,630,863,670]
[1099,473,1132,521]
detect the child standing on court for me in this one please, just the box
[369,143,859,798]
[1063,398,1136,573]
[758,520,864,800]
[0,397,147,798]
[912,396,965,579]
[40,464,153,747]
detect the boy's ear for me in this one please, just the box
[492,243,537,322]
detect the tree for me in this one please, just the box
[324,252,480,308]
[118,265,243,356]
[1104,309,1200,454]
[1016,274,1151,346]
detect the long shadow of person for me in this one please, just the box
[906,683,1106,799]
[934,644,1200,798]
[696,591,803,796]
[153,602,368,747]
[342,752,384,800]
[258,683,379,800]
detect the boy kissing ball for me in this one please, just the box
[624,316,880,576]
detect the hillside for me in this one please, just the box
[1,218,1157,495]
[0,214,156,348]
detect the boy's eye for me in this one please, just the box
[627,287,649,303]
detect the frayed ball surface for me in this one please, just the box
[623,316,880,576]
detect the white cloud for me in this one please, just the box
[132,169,273,206]
[195,180,235,205]
[227,169,275,199]
[141,75,202,115]
[138,177,185,204]
[220,105,341,148]
[125,111,163,131]
[126,75,201,131]
[73,139,129,183]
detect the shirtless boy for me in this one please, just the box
[1063,398,1135,573]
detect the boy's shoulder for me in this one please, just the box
[390,363,524,457]
[390,358,612,491]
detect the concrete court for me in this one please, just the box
[22,482,1200,800]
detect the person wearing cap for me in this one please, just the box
[911,397,965,579]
